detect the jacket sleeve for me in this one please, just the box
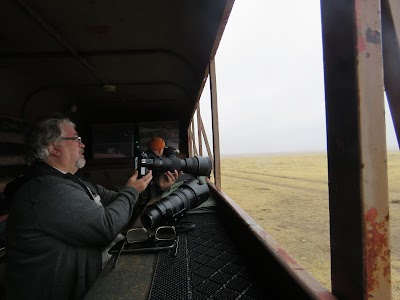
[31,176,139,247]
[97,184,118,206]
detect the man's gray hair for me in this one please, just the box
[25,117,75,165]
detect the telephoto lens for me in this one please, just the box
[141,178,210,228]
[137,153,212,178]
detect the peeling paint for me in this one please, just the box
[365,207,390,295]
[366,27,381,44]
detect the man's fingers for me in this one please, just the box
[165,171,175,182]
[126,170,153,192]
[131,170,138,180]
[143,171,153,185]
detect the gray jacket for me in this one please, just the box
[5,163,138,299]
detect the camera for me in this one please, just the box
[163,146,180,157]
[135,152,212,178]
[140,178,210,228]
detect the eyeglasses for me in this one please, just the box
[61,136,82,144]
[113,226,178,268]
[126,226,176,243]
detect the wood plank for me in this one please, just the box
[0,131,24,144]
[0,155,25,166]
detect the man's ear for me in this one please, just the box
[48,143,60,156]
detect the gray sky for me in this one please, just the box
[200,0,399,155]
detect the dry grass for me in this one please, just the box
[220,152,400,299]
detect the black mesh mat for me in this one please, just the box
[148,234,191,300]
[148,213,264,300]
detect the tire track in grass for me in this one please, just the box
[224,170,400,196]
[222,171,328,194]
[230,170,328,185]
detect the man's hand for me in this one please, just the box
[126,170,153,193]
[158,170,180,191]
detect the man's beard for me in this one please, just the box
[76,157,86,169]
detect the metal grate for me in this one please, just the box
[187,214,264,300]
[148,234,192,300]
[148,213,264,300]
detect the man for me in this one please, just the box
[145,136,167,159]
[5,116,153,300]
[144,137,180,198]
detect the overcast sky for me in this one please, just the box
[200,0,399,155]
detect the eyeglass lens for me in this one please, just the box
[61,136,82,143]
[126,228,148,243]
[155,226,176,241]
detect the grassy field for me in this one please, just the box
[220,151,400,299]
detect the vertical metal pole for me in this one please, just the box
[321,1,391,299]
[209,58,221,188]
[199,116,214,162]
[197,104,203,156]
[191,120,196,156]
[188,125,193,157]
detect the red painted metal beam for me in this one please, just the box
[321,0,391,299]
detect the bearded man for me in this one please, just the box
[4,116,152,300]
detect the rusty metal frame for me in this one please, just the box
[321,0,391,299]
[209,58,222,188]
[188,124,199,157]
[197,104,203,156]
[198,115,214,162]
[189,58,221,188]
[189,109,214,164]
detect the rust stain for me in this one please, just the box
[357,33,366,53]
[355,0,366,53]
[318,291,338,300]
[365,207,390,295]
[277,247,298,266]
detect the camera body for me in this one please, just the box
[135,152,212,178]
